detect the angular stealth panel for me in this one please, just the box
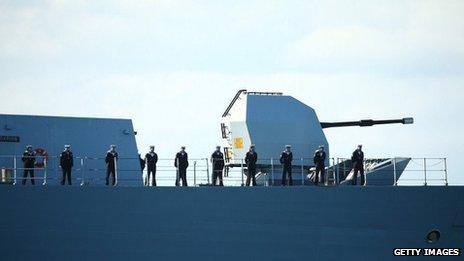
[245,94,329,165]
[0,114,140,186]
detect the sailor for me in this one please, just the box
[174,146,189,186]
[245,145,258,186]
[59,145,74,185]
[105,145,119,186]
[351,145,365,186]
[313,145,326,186]
[21,145,36,185]
[145,146,158,186]
[211,146,225,186]
[280,145,293,186]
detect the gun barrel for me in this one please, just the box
[321,118,414,129]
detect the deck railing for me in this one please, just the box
[0,155,449,187]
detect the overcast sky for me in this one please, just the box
[0,0,463,184]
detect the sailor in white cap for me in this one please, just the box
[280,145,293,186]
[211,145,225,186]
[59,145,74,185]
[245,144,258,186]
[351,144,365,186]
[174,146,189,186]
[105,145,119,186]
[313,145,326,186]
[21,145,36,185]
[145,146,158,186]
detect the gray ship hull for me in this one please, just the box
[1,186,463,260]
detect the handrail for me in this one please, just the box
[222,89,247,117]
[246,91,283,96]
[0,155,450,187]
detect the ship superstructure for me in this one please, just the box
[220,90,414,186]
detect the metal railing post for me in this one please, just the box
[330,158,334,186]
[114,157,118,186]
[241,159,244,186]
[194,161,197,186]
[423,158,427,186]
[301,158,304,186]
[13,155,17,186]
[335,158,339,185]
[42,157,47,186]
[80,158,85,186]
[205,158,210,185]
[176,158,179,186]
[342,159,348,183]
[143,163,148,187]
[271,158,274,186]
[444,158,448,186]
[393,157,397,186]
[363,159,366,186]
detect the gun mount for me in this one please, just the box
[220,90,414,181]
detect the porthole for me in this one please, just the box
[426,230,441,244]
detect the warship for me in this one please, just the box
[0,90,462,260]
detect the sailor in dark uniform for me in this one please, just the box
[21,145,36,185]
[245,145,258,186]
[313,145,326,186]
[280,145,293,186]
[145,146,158,187]
[211,146,225,186]
[105,145,119,186]
[351,145,365,186]
[59,145,74,185]
[174,146,188,186]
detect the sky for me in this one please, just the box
[0,0,463,184]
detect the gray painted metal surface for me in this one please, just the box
[341,157,411,186]
[0,114,140,186]
[0,186,463,260]
[221,91,329,166]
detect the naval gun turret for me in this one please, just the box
[220,90,414,186]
